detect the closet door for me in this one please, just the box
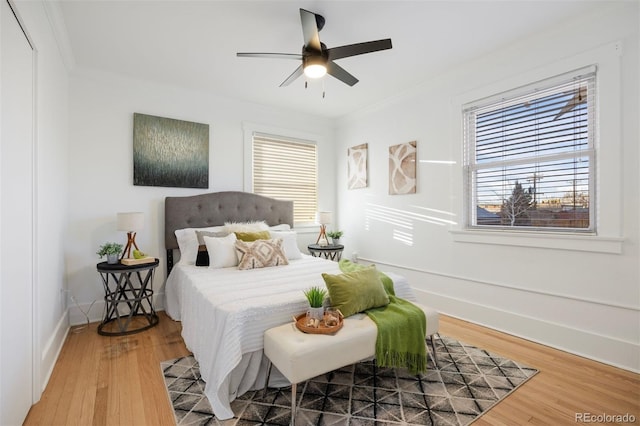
[1,0,35,424]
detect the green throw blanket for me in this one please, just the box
[339,260,427,374]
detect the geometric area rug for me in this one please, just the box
[161,335,538,426]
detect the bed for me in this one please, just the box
[163,191,419,420]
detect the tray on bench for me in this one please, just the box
[294,312,343,335]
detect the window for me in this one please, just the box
[251,132,318,224]
[463,66,596,232]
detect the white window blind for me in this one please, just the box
[252,132,318,224]
[463,66,596,231]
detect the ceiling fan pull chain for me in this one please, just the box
[322,79,326,98]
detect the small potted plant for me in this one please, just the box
[303,286,327,322]
[97,242,123,265]
[326,230,343,245]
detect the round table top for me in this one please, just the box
[96,258,159,271]
[307,244,344,251]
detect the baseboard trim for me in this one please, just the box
[415,289,640,373]
[40,310,69,393]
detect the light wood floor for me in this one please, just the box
[25,312,639,425]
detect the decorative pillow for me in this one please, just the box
[338,259,395,296]
[269,230,302,260]
[234,231,271,242]
[223,221,269,233]
[175,226,225,265]
[235,239,289,270]
[322,266,390,317]
[203,233,238,268]
[197,230,229,245]
[194,230,229,266]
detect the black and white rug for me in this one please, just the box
[161,335,537,425]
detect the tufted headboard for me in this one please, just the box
[164,191,294,273]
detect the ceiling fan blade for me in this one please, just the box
[237,52,303,60]
[326,61,359,86]
[280,65,304,87]
[300,8,321,51]
[327,39,392,61]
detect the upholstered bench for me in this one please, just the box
[263,304,439,425]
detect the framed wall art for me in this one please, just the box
[133,113,209,188]
[389,140,416,195]
[347,143,368,189]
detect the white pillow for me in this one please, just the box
[269,230,302,260]
[175,226,225,265]
[203,233,238,268]
[223,221,269,233]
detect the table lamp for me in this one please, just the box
[117,212,144,259]
[316,211,332,245]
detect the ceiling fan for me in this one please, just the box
[237,8,392,88]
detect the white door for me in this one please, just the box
[1,0,35,424]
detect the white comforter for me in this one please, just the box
[164,255,416,420]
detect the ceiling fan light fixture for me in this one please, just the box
[303,55,327,79]
[304,63,327,79]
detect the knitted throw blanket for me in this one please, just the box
[338,260,427,374]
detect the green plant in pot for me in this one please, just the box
[303,286,327,322]
[326,230,343,245]
[97,242,123,265]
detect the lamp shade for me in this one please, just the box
[316,211,332,225]
[117,212,144,231]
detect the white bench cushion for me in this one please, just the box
[264,304,438,384]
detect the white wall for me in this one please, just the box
[334,3,639,372]
[9,0,69,399]
[66,69,336,322]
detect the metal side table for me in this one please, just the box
[96,259,159,336]
[307,244,344,261]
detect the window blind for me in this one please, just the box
[464,67,596,231]
[252,133,318,224]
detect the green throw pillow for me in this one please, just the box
[322,266,390,317]
[338,259,395,296]
[234,231,271,242]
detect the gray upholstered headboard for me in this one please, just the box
[164,191,293,272]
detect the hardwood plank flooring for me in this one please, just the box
[24,312,639,425]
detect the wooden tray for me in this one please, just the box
[295,312,343,335]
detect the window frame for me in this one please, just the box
[449,41,624,254]
[463,66,597,233]
[243,122,320,227]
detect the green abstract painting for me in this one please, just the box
[133,113,209,188]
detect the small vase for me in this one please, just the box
[306,306,324,322]
[332,238,341,246]
[107,254,119,264]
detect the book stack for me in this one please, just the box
[121,256,156,266]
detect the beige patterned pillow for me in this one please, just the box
[235,239,289,270]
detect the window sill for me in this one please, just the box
[450,229,623,254]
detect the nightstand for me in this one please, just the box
[307,244,344,261]
[96,259,159,336]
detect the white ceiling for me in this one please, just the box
[55,1,603,118]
